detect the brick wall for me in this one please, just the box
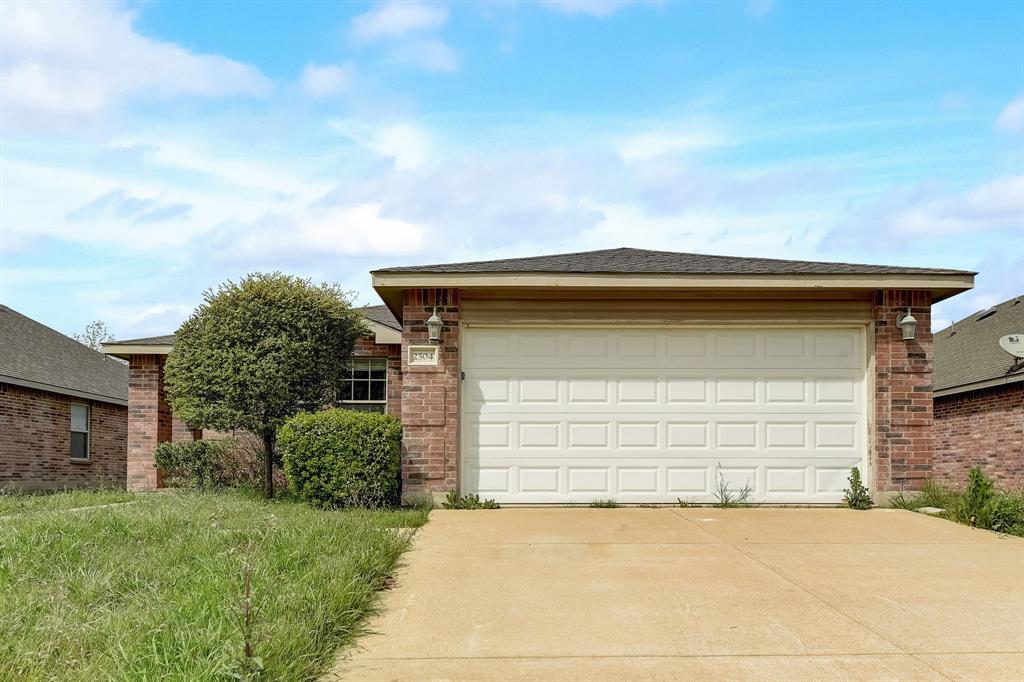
[400,288,460,500]
[934,382,1023,488]
[872,289,934,492]
[127,354,171,490]
[0,382,127,490]
[351,335,402,417]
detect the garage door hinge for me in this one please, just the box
[460,371,465,380]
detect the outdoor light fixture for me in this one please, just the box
[899,308,918,341]
[426,307,443,344]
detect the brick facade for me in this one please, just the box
[0,383,126,490]
[400,288,460,500]
[127,354,171,490]
[934,383,1023,488]
[872,289,934,493]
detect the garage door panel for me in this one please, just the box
[463,329,862,370]
[462,328,866,503]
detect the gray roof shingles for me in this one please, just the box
[0,305,128,403]
[373,247,974,276]
[933,296,1024,393]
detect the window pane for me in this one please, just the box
[370,380,386,401]
[352,365,370,380]
[352,381,369,401]
[71,432,88,459]
[70,404,89,432]
[338,382,353,402]
[370,361,387,380]
[345,403,385,413]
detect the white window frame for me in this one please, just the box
[70,402,90,461]
[339,357,388,411]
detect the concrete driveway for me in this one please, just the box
[331,508,1024,681]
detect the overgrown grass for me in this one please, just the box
[588,499,620,508]
[0,488,134,516]
[892,478,1024,537]
[0,489,428,680]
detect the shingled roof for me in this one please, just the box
[934,295,1024,396]
[358,304,400,331]
[0,305,128,405]
[373,247,974,276]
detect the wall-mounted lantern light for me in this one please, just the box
[899,308,917,341]
[426,307,443,344]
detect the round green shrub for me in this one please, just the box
[278,409,402,508]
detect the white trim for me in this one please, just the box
[365,320,401,344]
[934,372,1024,398]
[0,375,127,407]
[101,344,173,359]
[374,271,974,292]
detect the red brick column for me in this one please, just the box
[400,288,460,502]
[127,354,171,490]
[872,290,934,493]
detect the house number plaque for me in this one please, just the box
[408,345,440,366]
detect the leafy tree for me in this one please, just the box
[164,273,367,498]
[73,320,114,351]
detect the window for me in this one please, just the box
[70,403,90,460]
[339,358,388,413]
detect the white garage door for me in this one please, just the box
[461,327,866,504]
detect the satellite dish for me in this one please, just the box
[999,334,1024,359]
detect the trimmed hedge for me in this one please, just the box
[278,409,402,508]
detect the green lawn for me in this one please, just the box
[0,489,428,681]
[0,488,134,516]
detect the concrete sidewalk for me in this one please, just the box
[329,508,1024,681]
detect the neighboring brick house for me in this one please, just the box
[0,305,128,490]
[933,296,1024,488]
[105,248,975,504]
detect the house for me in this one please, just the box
[104,248,975,504]
[0,305,128,490]
[933,296,1024,488]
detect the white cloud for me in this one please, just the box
[0,1,270,128]
[616,129,730,163]
[299,62,353,98]
[390,39,460,73]
[540,0,660,17]
[213,204,429,261]
[823,175,1024,248]
[350,1,448,42]
[331,120,435,170]
[995,95,1024,134]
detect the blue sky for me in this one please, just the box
[1,0,1022,339]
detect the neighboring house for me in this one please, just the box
[0,305,128,490]
[933,296,1024,488]
[104,248,975,504]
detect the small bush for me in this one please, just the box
[964,467,995,525]
[442,492,499,509]
[843,467,873,510]
[978,493,1024,534]
[278,409,401,508]
[153,438,239,489]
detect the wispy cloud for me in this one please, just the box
[540,0,661,17]
[299,62,354,98]
[0,0,270,130]
[67,189,192,224]
[350,1,449,42]
[995,95,1024,134]
[745,0,775,18]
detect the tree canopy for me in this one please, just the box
[164,273,368,497]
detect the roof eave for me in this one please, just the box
[372,271,976,321]
[0,375,128,406]
[101,343,174,360]
[934,372,1024,398]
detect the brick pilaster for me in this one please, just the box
[872,290,934,492]
[400,288,460,500]
[127,354,171,490]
